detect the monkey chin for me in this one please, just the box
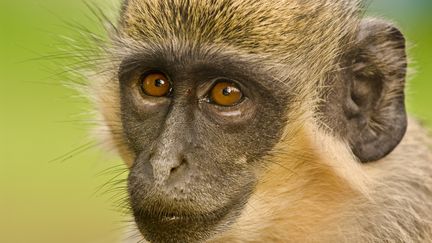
[131,196,248,243]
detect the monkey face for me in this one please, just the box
[96,0,412,242]
[119,47,289,242]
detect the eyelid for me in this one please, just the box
[198,78,245,97]
[140,70,171,81]
[197,80,217,99]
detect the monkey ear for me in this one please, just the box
[343,18,408,163]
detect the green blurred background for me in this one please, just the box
[0,1,431,243]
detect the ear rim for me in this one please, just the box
[345,18,408,163]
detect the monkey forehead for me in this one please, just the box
[120,0,362,71]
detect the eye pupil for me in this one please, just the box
[155,79,165,87]
[222,87,232,96]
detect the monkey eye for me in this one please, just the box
[209,81,244,107]
[140,72,172,97]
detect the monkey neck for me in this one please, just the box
[210,123,363,242]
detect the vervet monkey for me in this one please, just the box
[82,0,432,242]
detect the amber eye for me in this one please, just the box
[141,72,172,97]
[210,81,243,106]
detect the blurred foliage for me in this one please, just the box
[0,1,431,243]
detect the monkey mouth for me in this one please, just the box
[137,205,229,224]
[154,212,214,223]
[132,197,246,242]
[133,206,230,243]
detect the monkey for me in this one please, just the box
[80,0,432,242]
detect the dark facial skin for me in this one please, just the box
[119,44,290,242]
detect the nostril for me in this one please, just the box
[170,157,187,175]
[165,156,191,188]
[170,166,178,174]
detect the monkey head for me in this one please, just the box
[89,0,408,242]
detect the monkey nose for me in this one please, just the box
[149,152,190,187]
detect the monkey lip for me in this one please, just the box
[134,205,232,242]
[159,215,183,222]
[133,200,247,243]
[137,205,229,224]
